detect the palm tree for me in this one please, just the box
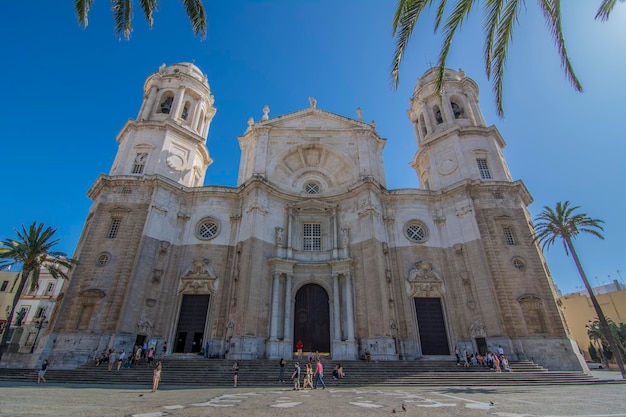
[74,0,207,40]
[534,201,625,379]
[0,222,77,360]
[391,0,624,117]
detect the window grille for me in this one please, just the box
[406,222,427,243]
[303,223,321,251]
[305,183,319,194]
[477,159,492,179]
[107,218,121,239]
[503,226,516,245]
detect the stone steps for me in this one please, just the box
[0,357,611,387]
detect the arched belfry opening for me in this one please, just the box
[293,284,330,353]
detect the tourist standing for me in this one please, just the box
[117,350,125,370]
[146,347,155,368]
[279,358,286,382]
[161,341,167,358]
[37,359,49,384]
[296,340,303,359]
[152,361,162,392]
[314,358,326,389]
[233,361,239,387]
[108,350,116,371]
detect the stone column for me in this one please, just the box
[283,274,293,341]
[270,273,281,340]
[287,210,293,258]
[172,86,186,120]
[440,93,455,123]
[139,86,158,120]
[344,273,356,341]
[333,274,341,341]
[191,101,202,131]
[420,100,433,133]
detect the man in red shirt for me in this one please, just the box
[296,340,304,359]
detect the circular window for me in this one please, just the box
[512,257,526,271]
[96,252,111,266]
[304,182,320,194]
[196,218,220,240]
[405,221,428,243]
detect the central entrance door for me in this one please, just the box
[174,294,210,353]
[414,297,450,355]
[293,284,330,353]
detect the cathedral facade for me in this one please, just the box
[45,63,583,370]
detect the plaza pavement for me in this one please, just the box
[0,371,624,417]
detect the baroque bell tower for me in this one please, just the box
[109,62,216,187]
[408,68,512,191]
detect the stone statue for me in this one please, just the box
[15,308,26,326]
[309,97,317,108]
[356,107,363,121]
[275,227,284,247]
[262,105,270,120]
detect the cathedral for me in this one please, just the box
[43,63,584,370]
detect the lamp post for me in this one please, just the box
[30,313,48,354]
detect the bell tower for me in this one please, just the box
[408,68,512,191]
[110,62,216,187]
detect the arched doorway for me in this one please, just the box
[293,284,330,353]
[174,294,210,353]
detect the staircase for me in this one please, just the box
[0,356,615,387]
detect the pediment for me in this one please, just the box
[258,108,369,131]
[288,199,338,213]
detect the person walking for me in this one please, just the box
[152,361,162,392]
[117,350,125,370]
[37,359,49,384]
[302,363,314,389]
[233,361,239,387]
[161,341,167,358]
[279,358,286,382]
[313,358,326,389]
[291,362,301,390]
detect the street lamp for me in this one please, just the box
[30,313,48,354]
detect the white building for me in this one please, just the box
[39,63,584,371]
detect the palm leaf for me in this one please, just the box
[181,0,208,39]
[75,0,94,27]
[391,0,435,89]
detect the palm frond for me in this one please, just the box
[595,0,622,21]
[112,0,133,40]
[483,0,505,79]
[538,0,582,92]
[434,0,450,31]
[140,0,159,29]
[391,0,434,89]
[181,0,208,39]
[75,0,94,28]
[490,0,522,117]
[434,0,478,95]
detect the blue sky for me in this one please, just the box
[1,2,624,295]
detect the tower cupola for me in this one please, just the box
[110,63,216,187]
[409,68,512,190]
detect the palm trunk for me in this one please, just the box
[566,237,625,379]
[0,268,31,361]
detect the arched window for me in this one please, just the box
[433,105,443,124]
[450,99,465,119]
[181,101,190,120]
[158,93,174,114]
